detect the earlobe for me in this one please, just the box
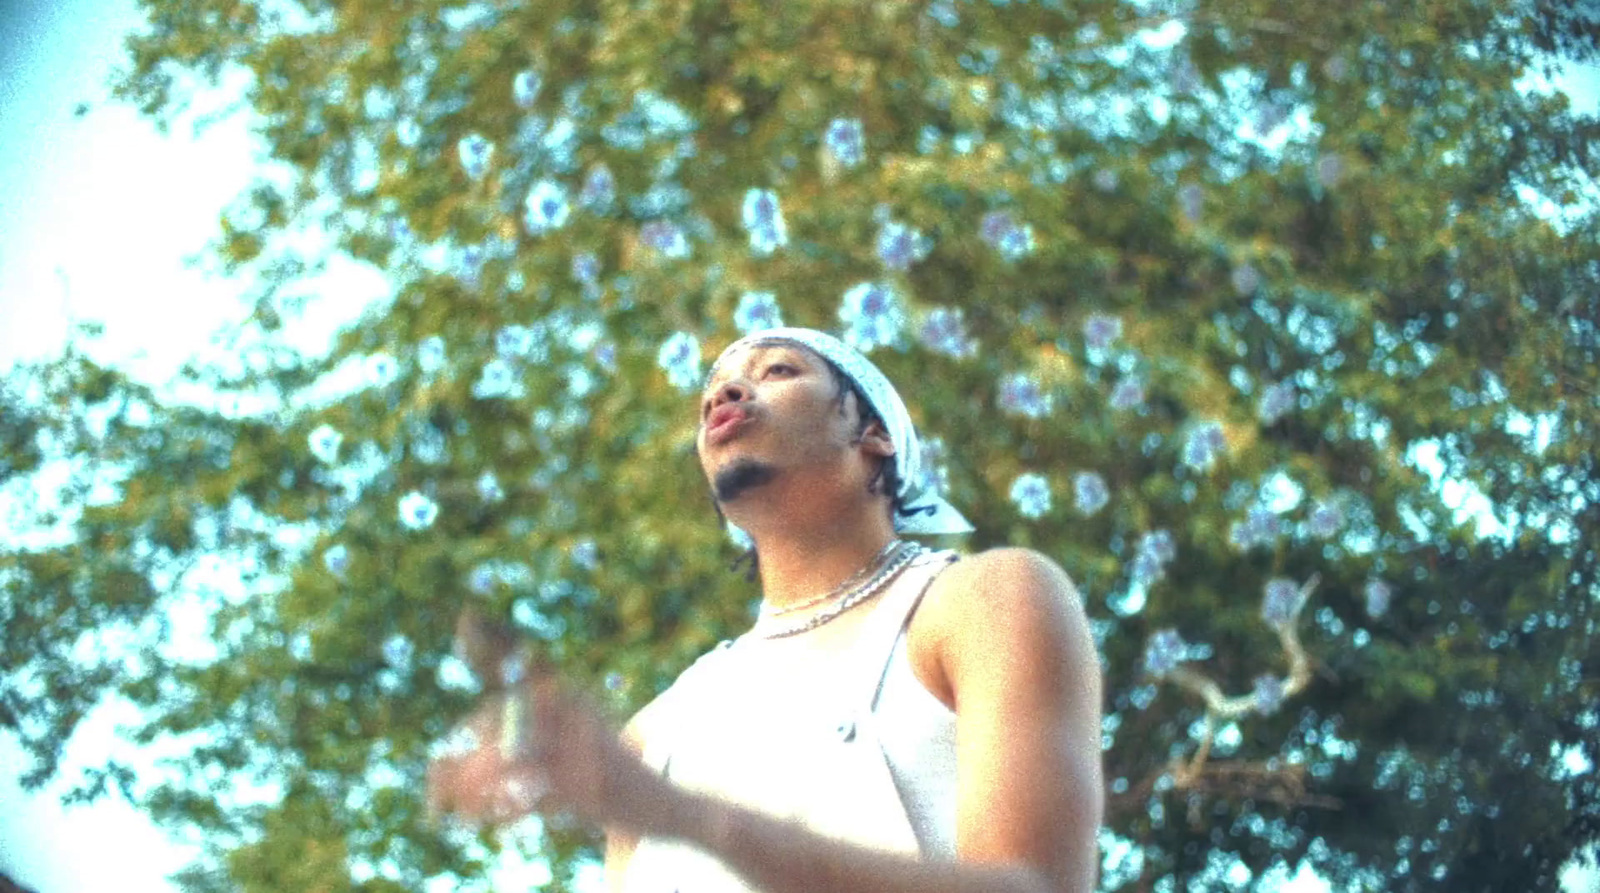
[861,422,895,458]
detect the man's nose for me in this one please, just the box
[712,381,750,407]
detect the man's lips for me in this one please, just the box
[704,404,751,445]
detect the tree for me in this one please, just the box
[5,0,1596,890]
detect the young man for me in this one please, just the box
[428,328,1104,892]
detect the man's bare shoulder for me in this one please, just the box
[926,547,1081,622]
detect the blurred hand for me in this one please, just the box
[426,611,674,835]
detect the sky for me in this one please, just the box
[0,1,1596,891]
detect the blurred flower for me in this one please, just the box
[1258,380,1296,424]
[640,220,690,258]
[579,163,615,210]
[308,424,343,464]
[1144,629,1191,677]
[457,133,493,180]
[1009,473,1052,519]
[742,188,788,255]
[323,543,349,578]
[382,634,414,669]
[472,358,521,399]
[1073,471,1109,515]
[1253,674,1287,715]
[570,538,600,571]
[918,437,951,495]
[838,282,905,352]
[1092,168,1119,191]
[496,324,538,358]
[1365,579,1392,618]
[919,307,976,359]
[1110,375,1145,410]
[1308,501,1345,538]
[998,372,1052,418]
[512,69,541,109]
[927,0,958,26]
[477,471,505,503]
[571,252,600,285]
[657,331,702,391]
[1177,183,1203,221]
[1083,313,1122,352]
[734,291,783,334]
[1262,577,1306,627]
[398,491,439,531]
[1316,153,1345,189]
[524,180,571,234]
[361,354,397,389]
[1182,421,1227,471]
[417,335,447,374]
[1230,261,1260,296]
[823,117,865,167]
[979,211,1034,260]
[1229,506,1283,550]
[876,220,930,270]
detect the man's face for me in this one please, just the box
[695,341,879,504]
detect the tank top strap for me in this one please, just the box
[847,548,959,714]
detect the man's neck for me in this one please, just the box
[742,509,899,614]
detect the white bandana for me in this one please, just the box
[708,327,974,536]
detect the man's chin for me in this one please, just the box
[712,459,778,503]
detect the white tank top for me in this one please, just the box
[623,549,960,892]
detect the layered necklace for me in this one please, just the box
[755,539,924,639]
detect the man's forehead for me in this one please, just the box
[706,340,823,383]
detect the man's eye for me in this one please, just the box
[765,363,796,377]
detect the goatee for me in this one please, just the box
[713,459,778,503]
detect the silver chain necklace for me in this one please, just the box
[755,541,924,639]
[760,539,906,618]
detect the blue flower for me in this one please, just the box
[1009,473,1052,519]
[1138,529,1176,563]
[1182,421,1227,471]
[524,180,571,234]
[322,543,350,578]
[741,189,788,255]
[657,331,702,391]
[496,324,541,358]
[417,335,447,375]
[571,252,600,284]
[1230,262,1260,296]
[366,353,399,388]
[1110,375,1145,410]
[457,133,493,180]
[1143,629,1190,677]
[876,220,930,270]
[382,634,414,669]
[1308,501,1344,538]
[640,220,690,258]
[1261,578,1305,627]
[1083,313,1122,352]
[570,538,599,571]
[823,118,865,167]
[838,282,905,352]
[579,163,615,210]
[919,307,976,358]
[398,491,439,531]
[998,372,1052,418]
[1364,579,1391,618]
[308,424,343,464]
[472,358,521,399]
[734,291,783,334]
[477,471,505,503]
[1252,675,1287,715]
[1229,506,1282,550]
[1258,381,1295,424]
[512,69,542,109]
[1178,183,1204,221]
[1073,471,1109,515]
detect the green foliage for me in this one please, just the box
[3,0,1596,891]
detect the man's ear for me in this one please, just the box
[858,418,895,458]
